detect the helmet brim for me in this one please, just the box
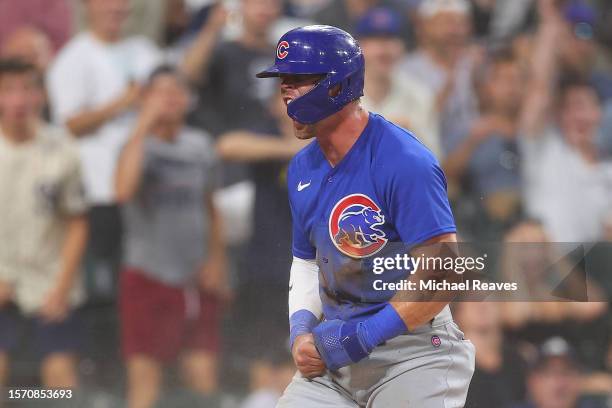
[255,64,282,78]
[256,63,329,78]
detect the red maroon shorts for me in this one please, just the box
[120,268,221,362]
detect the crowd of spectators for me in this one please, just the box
[0,0,611,407]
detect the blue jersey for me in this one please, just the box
[287,113,456,322]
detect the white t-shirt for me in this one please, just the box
[47,32,161,204]
[400,50,479,155]
[0,125,87,314]
[362,71,441,159]
[521,127,612,242]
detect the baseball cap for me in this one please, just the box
[529,337,581,372]
[355,8,402,38]
[564,1,596,40]
[418,0,470,18]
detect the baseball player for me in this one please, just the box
[256,25,475,407]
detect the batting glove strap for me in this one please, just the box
[312,320,370,371]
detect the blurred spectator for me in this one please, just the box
[312,0,411,44]
[500,221,609,372]
[286,0,333,19]
[115,65,227,408]
[443,49,524,238]
[1,26,54,73]
[0,0,73,53]
[0,59,88,388]
[454,302,526,408]
[596,100,612,157]
[73,0,169,46]
[518,0,612,243]
[471,0,536,44]
[401,0,479,156]
[161,0,192,61]
[558,1,612,102]
[240,351,295,408]
[47,0,161,299]
[124,0,169,45]
[470,0,497,39]
[357,7,441,157]
[182,0,282,285]
[521,76,612,242]
[584,211,612,299]
[183,0,279,139]
[2,27,55,121]
[511,337,606,408]
[216,93,307,358]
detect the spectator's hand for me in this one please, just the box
[135,92,166,134]
[204,3,229,34]
[292,333,326,379]
[0,280,13,308]
[39,287,70,323]
[537,0,564,23]
[199,256,231,301]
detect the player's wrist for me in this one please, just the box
[289,309,319,348]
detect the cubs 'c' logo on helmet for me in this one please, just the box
[277,40,289,59]
[329,194,388,258]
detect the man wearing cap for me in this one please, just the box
[257,25,475,407]
[357,7,442,158]
[511,337,597,408]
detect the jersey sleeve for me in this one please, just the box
[380,148,456,247]
[287,160,316,259]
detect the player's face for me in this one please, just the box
[279,74,323,140]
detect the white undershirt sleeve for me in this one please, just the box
[288,256,323,318]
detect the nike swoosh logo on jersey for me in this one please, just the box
[297,180,312,191]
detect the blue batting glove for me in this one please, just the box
[312,304,408,371]
[312,319,371,371]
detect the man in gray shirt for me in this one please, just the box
[115,65,227,408]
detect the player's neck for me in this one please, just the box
[316,104,369,167]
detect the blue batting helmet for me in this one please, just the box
[256,25,365,124]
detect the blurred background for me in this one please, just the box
[0,0,610,407]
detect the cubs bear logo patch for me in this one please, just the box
[328,194,388,258]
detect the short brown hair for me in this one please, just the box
[0,58,41,86]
